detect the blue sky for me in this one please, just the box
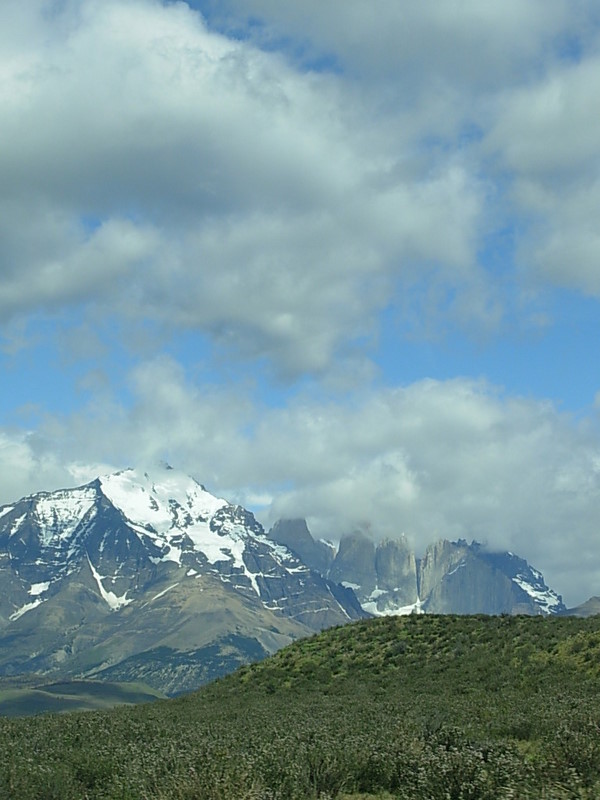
[2,0,600,605]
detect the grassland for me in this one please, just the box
[2,614,600,798]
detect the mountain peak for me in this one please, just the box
[0,469,365,693]
[98,466,227,542]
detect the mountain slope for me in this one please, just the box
[0,466,364,693]
[564,595,600,617]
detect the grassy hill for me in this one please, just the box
[2,614,600,798]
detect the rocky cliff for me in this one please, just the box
[268,521,565,616]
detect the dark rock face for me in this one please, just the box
[420,550,528,614]
[267,519,334,575]
[0,468,366,694]
[374,537,418,608]
[417,541,565,615]
[328,531,377,597]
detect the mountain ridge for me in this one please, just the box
[268,519,567,616]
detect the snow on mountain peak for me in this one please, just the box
[97,466,268,580]
[98,467,227,536]
[33,486,98,546]
[512,575,563,614]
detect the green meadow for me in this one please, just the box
[2,614,600,799]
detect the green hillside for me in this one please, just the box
[2,614,600,799]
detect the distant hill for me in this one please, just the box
[0,679,165,717]
[565,595,600,617]
[2,614,600,799]
[226,611,600,695]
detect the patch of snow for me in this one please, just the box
[150,583,179,603]
[162,545,182,565]
[266,541,295,561]
[100,468,257,569]
[285,565,310,574]
[245,569,260,595]
[0,506,14,520]
[86,554,132,611]
[341,581,361,591]
[362,596,424,617]
[29,582,50,596]
[319,538,335,548]
[512,576,562,613]
[447,560,466,576]
[290,606,331,618]
[9,514,26,535]
[10,598,43,620]
[100,468,226,537]
[186,568,198,576]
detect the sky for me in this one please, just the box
[1,0,600,606]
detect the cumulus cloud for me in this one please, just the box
[0,430,84,504]
[484,51,600,296]
[2,0,596,374]
[209,0,600,308]
[0,0,492,377]
[2,358,597,606]
[213,0,575,87]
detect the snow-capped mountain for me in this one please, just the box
[0,466,364,694]
[0,467,570,695]
[269,522,566,617]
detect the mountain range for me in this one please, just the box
[268,519,566,616]
[0,465,592,695]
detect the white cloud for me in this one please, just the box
[209,0,574,80]
[0,0,490,377]
[483,47,600,296]
[2,0,600,362]
[1,360,595,606]
[0,430,78,504]
[213,0,600,308]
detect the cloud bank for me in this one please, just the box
[4,357,600,606]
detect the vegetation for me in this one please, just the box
[1,614,600,798]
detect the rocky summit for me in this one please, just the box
[0,466,364,695]
[268,521,566,616]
